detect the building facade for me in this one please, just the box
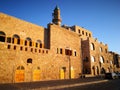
[0,6,119,83]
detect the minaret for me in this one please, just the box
[52,6,62,26]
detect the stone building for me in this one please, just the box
[108,52,120,72]
[0,6,119,83]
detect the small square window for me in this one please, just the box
[43,50,44,53]
[25,47,28,51]
[35,49,37,52]
[31,48,33,52]
[14,46,16,50]
[46,50,48,54]
[20,46,23,50]
[60,48,63,54]
[39,49,41,53]
[7,45,11,49]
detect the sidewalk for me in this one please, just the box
[0,77,108,90]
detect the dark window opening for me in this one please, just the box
[78,29,80,33]
[27,58,32,64]
[39,49,41,53]
[25,47,27,51]
[60,48,63,54]
[25,37,32,46]
[86,32,88,36]
[25,40,27,46]
[0,36,5,42]
[43,50,44,53]
[82,31,84,35]
[20,47,23,50]
[89,34,91,37]
[31,48,33,52]
[35,49,37,52]
[74,51,77,56]
[40,44,42,48]
[14,46,16,50]
[0,31,6,42]
[65,49,72,56]
[12,34,20,44]
[46,50,48,54]
[7,37,11,43]
[29,41,32,46]
[36,43,38,47]
[7,45,11,49]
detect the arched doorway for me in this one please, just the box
[33,67,41,81]
[60,67,66,79]
[15,66,25,82]
[71,66,75,79]
[101,67,106,74]
[96,66,99,75]
[92,66,95,75]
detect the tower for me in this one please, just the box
[52,6,62,26]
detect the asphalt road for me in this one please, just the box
[54,79,120,90]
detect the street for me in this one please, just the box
[54,79,120,90]
[0,78,120,90]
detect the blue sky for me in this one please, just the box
[0,0,120,54]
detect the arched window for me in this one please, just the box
[15,66,25,82]
[12,34,20,44]
[89,33,91,37]
[27,58,32,64]
[17,66,25,70]
[36,40,42,48]
[86,32,88,36]
[0,31,6,42]
[82,31,84,35]
[91,56,95,62]
[100,47,102,52]
[105,49,107,53]
[90,43,95,50]
[100,56,104,63]
[25,37,32,46]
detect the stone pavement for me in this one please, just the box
[0,77,108,90]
